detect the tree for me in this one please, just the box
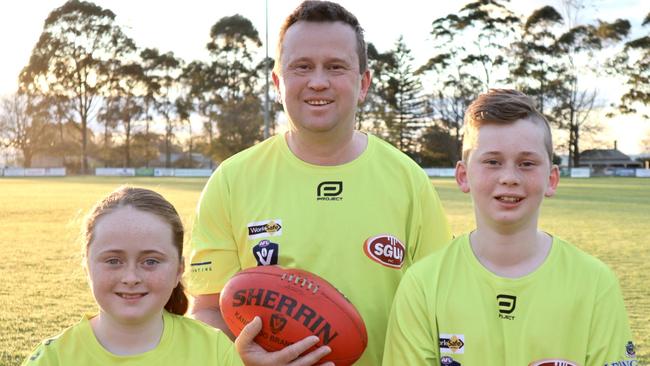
[510,6,567,117]
[554,8,630,167]
[419,0,519,161]
[382,36,426,155]
[0,93,56,167]
[612,12,650,120]
[141,48,183,168]
[19,0,135,173]
[204,14,264,160]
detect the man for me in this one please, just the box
[187,1,451,365]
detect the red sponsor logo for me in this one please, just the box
[529,360,578,366]
[363,234,405,268]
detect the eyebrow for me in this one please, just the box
[96,249,168,256]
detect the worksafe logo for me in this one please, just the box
[497,294,517,320]
[247,219,283,239]
[439,334,465,354]
[317,181,343,201]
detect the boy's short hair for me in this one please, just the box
[462,89,553,163]
[275,0,368,75]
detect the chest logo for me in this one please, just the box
[528,360,578,366]
[439,333,465,354]
[497,294,517,320]
[317,181,343,201]
[248,219,283,240]
[253,239,279,266]
[363,234,405,269]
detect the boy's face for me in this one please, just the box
[455,118,559,232]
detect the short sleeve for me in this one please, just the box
[383,268,439,365]
[585,267,636,365]
[186,167,241,295]
[409,175,452,263]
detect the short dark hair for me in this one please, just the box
[462,89,553,163]
[83,186,188,315]
[275,0,367,74]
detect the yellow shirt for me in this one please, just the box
[383,234,637,366]
[22,311,242,365]
[187,133,452,365]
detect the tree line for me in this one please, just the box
[0,0,648,173]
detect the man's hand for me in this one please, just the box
[235,317,334,366]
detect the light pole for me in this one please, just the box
[263,0,270,139]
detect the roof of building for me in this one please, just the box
[579,148,642,166]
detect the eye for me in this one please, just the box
[105,258,121,265]
[143,258,160,266]
[483,159,500,166]
[520,161,537,168]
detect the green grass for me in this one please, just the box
[1,176,648,365]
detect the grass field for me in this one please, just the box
[0,176,648,365]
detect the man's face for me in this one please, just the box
[273,21,371,136]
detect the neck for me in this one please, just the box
[90,310,164,356]
[285,129,367,166]
[469,226,552,278]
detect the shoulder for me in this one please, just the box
[407,235,467,281]
[552,236,620,285]
[367,135,431,185]
[167,312,231,342]
[22,316,89,365]
[218,135,282,172]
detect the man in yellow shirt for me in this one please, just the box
[187,2,451,365]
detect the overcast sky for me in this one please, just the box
[0,0,647,153]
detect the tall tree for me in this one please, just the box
[612,12,650,120]
[205,14,264,160]
[0,93,55,167]
[383,36,426,155]
[554,10,630,167]
[419,0,519,162]
[19,0,135,173]
[141,48,182,168]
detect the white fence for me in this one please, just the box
[1,168,66,177]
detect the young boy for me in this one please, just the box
[382,89,636,366]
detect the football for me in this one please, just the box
[220,265,367,365]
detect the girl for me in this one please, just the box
[23,186,242,365]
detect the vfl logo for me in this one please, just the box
[439,334,465,354]
[497,294,517,320]
[440,356,462,366]
[626,341,636,358]
[270,314,287,334]
[317,181,343,201]
[528,360,578,366]
[363,234,405,269]
[248,219,283,239]
[253,240,279,266]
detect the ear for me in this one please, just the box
[357,70,371,103]
[176,257,185,284]
[455,160,471,193]
[545,164,560,197]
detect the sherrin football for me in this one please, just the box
[220,265,368,365]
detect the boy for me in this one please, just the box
[382,89,636,365]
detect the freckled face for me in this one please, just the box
[456,118,559,231]
[86,206,182,325]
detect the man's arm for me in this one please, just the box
[191,293,235,340]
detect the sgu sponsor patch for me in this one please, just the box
[247,219,282,239]
[363,234,405,268]
[528,360,578,366]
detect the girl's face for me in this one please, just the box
[86,206,183,325]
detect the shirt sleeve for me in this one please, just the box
[585,267,636,365]
[383,268,439,365]
[409,174,452,263]
[186,167,241,296]
[21,342,58,366]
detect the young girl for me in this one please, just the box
[23,186,242,365]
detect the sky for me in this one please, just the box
[0,0,648,154]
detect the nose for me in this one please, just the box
[307,68,329,91]
[121,264,142,285]
[499,164,521,186]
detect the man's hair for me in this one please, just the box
[462,89,553,163]
[275,0,367,75]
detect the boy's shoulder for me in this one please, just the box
[551,236,618,278]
